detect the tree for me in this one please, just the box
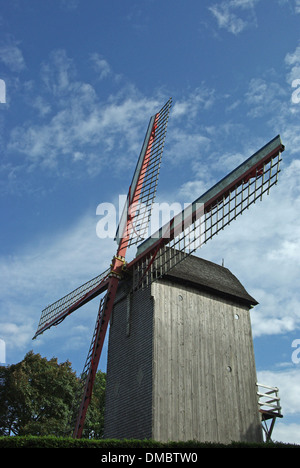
[82,370,106,439]
[0,351,106,437]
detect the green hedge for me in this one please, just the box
[0,436,299,448]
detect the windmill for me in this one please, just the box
[33,98,285,440]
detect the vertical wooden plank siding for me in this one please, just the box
[151,280,262,443]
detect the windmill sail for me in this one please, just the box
[71,291,109,437]
[71,100,173,438]
[33,267,110,339]
[115,98,172,247]
[33,99,172,343]
[129,135,285,289]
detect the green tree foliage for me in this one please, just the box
[0,351,106,438]
[82,371,106,439]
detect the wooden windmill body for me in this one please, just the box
[104,255,262,443]
[33,99,284,441]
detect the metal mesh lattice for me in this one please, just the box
[132,152,282,289]
[33,267,110,338]
[127,98,172,246]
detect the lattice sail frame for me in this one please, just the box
[33,99,172,341]
[33,268,110,339]
[68,292,108,431]
[72,99,172,438]
[116,98,172,246]
[130,135,284,289]
[34,133,284,339]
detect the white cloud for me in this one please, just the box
[0,41,26,72]
[30,96,52,117]
[258,368,300,416]
[40,49,77,96]
[6,50,162,177]
[257,368,300,443]
[209,0,260,35]
[178,180,211,204]
[59,0,79,10]
[163,86,216,173]
[285,44,300,84]
[209,5,246,34]
[245,77,288,118]
[89,53,112,80]
[183,42,300,344]
[167,131,211,167]
[214,151,245,172]
[3,37,300,372]
[295,0,300,14]
[171,86,215,118]
[198,153,300,339]
[0,211,116,363]
[273,421,300,444]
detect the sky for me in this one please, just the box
[1,0,300,444]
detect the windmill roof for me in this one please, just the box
[163,255,258,307]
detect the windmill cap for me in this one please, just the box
[162,254,258,307]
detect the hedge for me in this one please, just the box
[0,436,299,448]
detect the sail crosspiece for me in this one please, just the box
[129,135,284,289]
[33,268,110,339]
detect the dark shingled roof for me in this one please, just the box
[163,254,258,307]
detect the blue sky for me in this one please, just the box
[1,0,300,443]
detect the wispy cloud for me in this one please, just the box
[209,0,260,35]
[6,49,162,178]
[0,211,115,364]
[172,86,215,119]
[89,53,113,80]
[209,0,300,35]
[3,40,300,355]
[245,77,288,118]
[181,45,300,342]
[177,42,300,344]
[0,39,26,72]
[258,368,300,417]
[3,50,218,198]
[257,368,300,443]
[295,0,300,13]
[59,0,80,11]
[285,43,300,84]
[199,156,300,339]
[40,49,77,96]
